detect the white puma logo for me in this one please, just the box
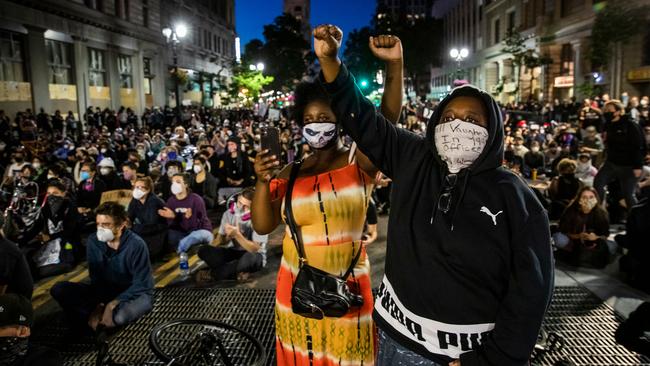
[480,206,503,226]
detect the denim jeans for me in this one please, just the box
[168,229,214,253]
[51,282,152,329]
[376,329,443,366]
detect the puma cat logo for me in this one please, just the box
[480,206,503,226]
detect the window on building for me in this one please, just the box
[88,48,107,87]
[45,40,73,84]
[118,54,133,88]
[508,11,516,31]
[204,30,209,49]
[142,0,149,27]
[213,35,217,52]
[560,43,574,75]
[115,0,130,20]
[217,36,221,54]
[0,31,25,82]
[494,18,501,45]
[561,0,583,17]
[143,57,152,95]
[643,30,650,66]
[85,0,103,11]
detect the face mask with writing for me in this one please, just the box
[434,119,489,173]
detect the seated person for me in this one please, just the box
[76,161,107,229]
[51,202,154,332]
[128,177,168,259]
[155,160,183,202]
[523,141,545,178]
[553,187,611,269]
[216,136,254,204]
[126,148,149,176]
[197,188,266,281]
[0,234,33,299]
[191,155,218,209]
[23,180,79,279]
[120,162,138,188]
[616,195,650,291]
[575,153,598,187]
[158,173,213,253]
[548,158,583,220]
[46,162,76,202]
[0,294,63,366]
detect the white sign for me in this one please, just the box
[554,76,574,88]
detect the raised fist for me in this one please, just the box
[369,35,403,63]
[313,24,343,60]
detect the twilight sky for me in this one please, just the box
[235,0,377,49]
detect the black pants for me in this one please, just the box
[197,246,263,280]
[594,162,639,211]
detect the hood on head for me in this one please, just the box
[426,85,504,175]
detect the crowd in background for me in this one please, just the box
[0,87,649,363]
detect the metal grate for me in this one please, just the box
[30,286,649,366]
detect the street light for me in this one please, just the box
[162,23,188,112]
[249,63,265,72]
[450,47,469,81]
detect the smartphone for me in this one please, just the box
[261,127,281,161]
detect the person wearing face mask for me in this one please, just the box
[158,173,213,253]
[216,136,255,204]
[575,153,598,187]
[76,161,107,229]
[0,294,63,366]
[196,188,267,282]
[128,177,168,259]
[190,155,218,209]
[22,180,79,279]
[523,141,545,178]
[252,32,403,366]
[579,125,604,166]
[128,148,149,176]
[46,162,77,202]
[548,159,583,220]
[553,187,611,268]
[155,160,183,201]
[594,100,646,212]
[51,202,154,333]
[98,157,130,190]
[309,25,552,366]
[3,152,26,181]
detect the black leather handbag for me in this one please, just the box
[284,160,364,319]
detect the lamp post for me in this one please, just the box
[450,47,469,81]
[162,23,187,113]
[249,62,265,72]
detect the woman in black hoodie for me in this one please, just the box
[313,25,553,366]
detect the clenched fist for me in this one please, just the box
[369,35,403,63]
[313,24,343,61]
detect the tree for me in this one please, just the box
[259,13,312,91]
[343,27,382,91]
[502,29,551,101]
[226,62,274,106]
[588,3,650,70]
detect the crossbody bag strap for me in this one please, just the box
[341,241,362,280]
[284,160,307,263]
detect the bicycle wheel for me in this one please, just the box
[149,319,265,366]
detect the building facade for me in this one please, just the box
[284,0,311,40]
[160,0,237,108]
[0,0,166,119]
[431,0,650,103]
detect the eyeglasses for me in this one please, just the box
[437,174,458,214]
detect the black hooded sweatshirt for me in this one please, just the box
[321,65,554,366]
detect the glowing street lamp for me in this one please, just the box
[162,22,189,111]
[450,47,469,81]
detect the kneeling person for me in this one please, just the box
[198,189,267,281]
[51,202,154,331]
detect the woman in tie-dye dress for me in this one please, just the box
[251,43,404,365]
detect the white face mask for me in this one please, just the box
[531,147,540,153]
[434,120,489,173]
[171,182,184,195]
[193,165,202,174]
[302,123,338,149]
[132,188,146,200]
[100,167,112,176]
[96,227,115,242]
[579,197,598,212]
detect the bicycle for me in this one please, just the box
[96,319,266,366]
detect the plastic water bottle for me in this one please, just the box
[179,252,189,277]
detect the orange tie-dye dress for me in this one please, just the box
[270,162,375,366]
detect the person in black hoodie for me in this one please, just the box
[594,100,646,211]
[313,25,553,366]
